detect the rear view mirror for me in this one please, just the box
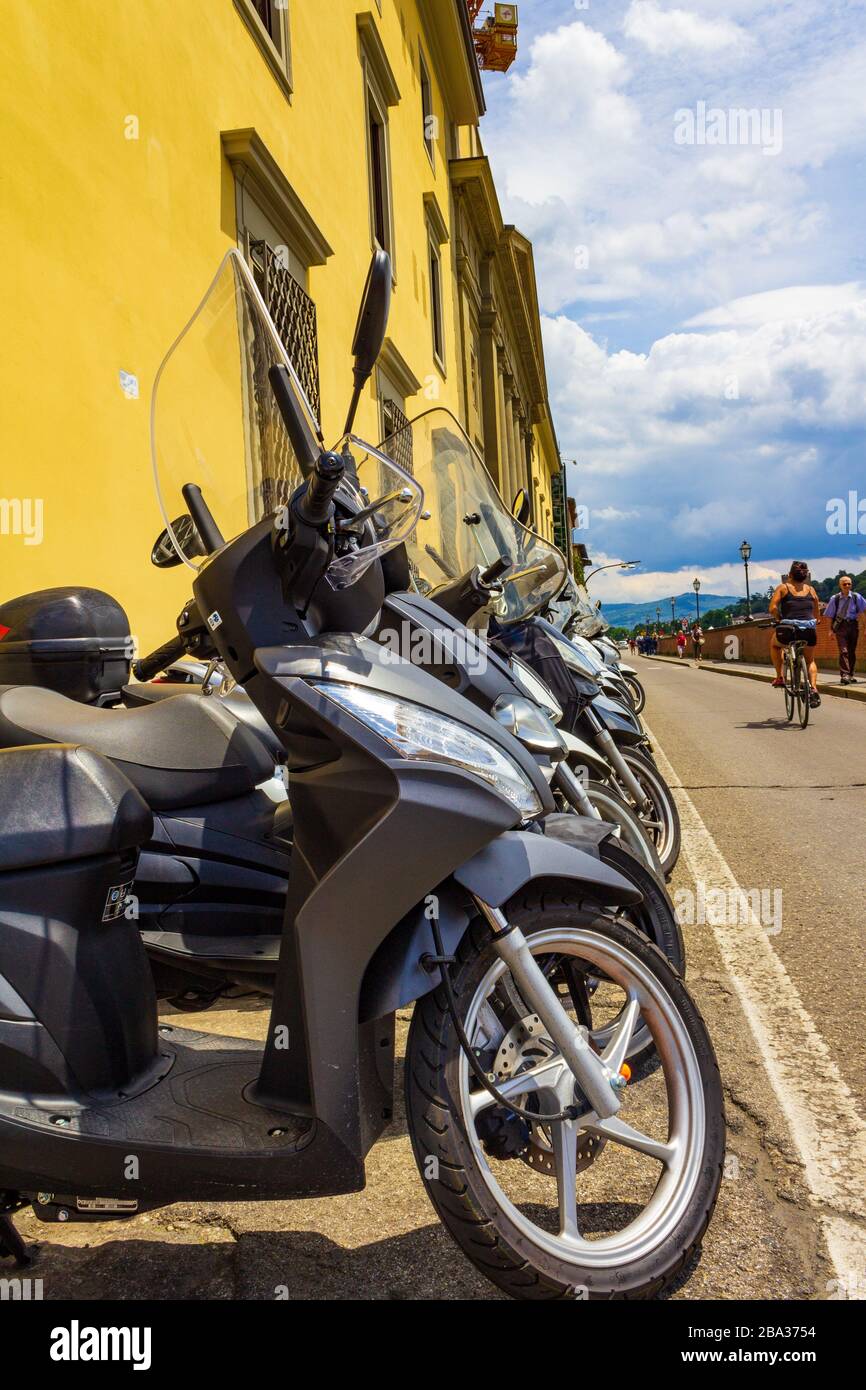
[512,488,531,526]
[151,515,205,568]
[343,249,392,435]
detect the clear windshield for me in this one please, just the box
[151,250,423,585]
[547,575,609,637]
[381,408,567,624]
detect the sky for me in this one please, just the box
[479,0,866,602]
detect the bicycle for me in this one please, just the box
[780,630,814,728]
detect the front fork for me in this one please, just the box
[583,708,649,811]
[474,899,623,1121]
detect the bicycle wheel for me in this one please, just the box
[783,652,795,721]
[797,652,811,728]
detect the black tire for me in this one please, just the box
[797,653,810,728]
[599,840,685,975]
[406,900,725,1300]
[623,674,646,715]
[617,748,682,877]
[784,654,795,721]
[582,779,665,879]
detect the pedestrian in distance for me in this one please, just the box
[691,623,704,662]
[676,629,687,659]
[822,575,866,686]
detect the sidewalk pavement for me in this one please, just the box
[648,653,866,702]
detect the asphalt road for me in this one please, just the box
[12,658,866,1300]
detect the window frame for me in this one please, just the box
[233,0,293,101]
[419,45,435,171]
[428,231,446,374]
[364,74,396,265]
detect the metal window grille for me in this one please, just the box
[381,397,414,474]
[247,236,321,424]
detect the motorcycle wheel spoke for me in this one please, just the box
[468,1055,563,1118]
[550,1116,581,1239]
[581,1114,676,1167]
[601,995,641,1076]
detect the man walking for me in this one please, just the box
[823,576,866,685]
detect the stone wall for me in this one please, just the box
[657,619,866,672]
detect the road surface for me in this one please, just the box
[12,658,866,1299]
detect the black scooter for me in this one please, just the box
[0,248,723,1298]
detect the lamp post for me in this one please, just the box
[584,560,641,584]
[670,596,676,628]
[693,577,701,625]
[739,540,752,619]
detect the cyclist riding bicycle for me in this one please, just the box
[770,560,821,708]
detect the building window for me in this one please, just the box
[429,238,445,370]
[234,0,292,99]
[419,48,435,169]
[368,99,390,252]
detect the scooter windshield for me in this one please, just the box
[383,409,567,624]
[151,249,315,569]
[151,250,423,585]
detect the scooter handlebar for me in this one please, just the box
[133,634,188,683]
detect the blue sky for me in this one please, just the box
[480,0,866,601]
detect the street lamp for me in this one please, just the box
[670,596,677,627]
[656,605,662,633]
[739,539,752,619]
[693,577,702,624]
[584,560,641,584]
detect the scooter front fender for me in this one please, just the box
[453,829,642,909]
[359,819,625,1022]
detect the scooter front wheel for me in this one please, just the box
[623,674,646,715]
[614,750,681,877]
[579,779,664,879]
[406,901,724,1300]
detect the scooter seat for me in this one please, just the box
[0,743,152,871]
[0,686,276,811]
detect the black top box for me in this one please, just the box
[0,587,133,705]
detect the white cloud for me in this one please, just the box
[623,1,749,57]
[590,556,865,604]
[685,283,864,328]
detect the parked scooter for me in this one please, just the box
[549,578,647,714]
[390,448,681,878]
[0,248,723,1299]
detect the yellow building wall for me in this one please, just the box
[0,1,466,653]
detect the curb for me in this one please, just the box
[647,653,866,701]
[698,665,866,702]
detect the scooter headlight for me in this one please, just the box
[509,656,563,723]
[313,682,544,818]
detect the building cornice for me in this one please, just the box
[418,0,485,125]
[221,129,333,265]
[357,11,401,106]
[378,337,422,400]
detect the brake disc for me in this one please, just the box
[494,1015,602,1176]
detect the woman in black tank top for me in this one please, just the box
[770,560,820,704]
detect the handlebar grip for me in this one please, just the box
[479,556,512,587]
[132,634,188,683]
[297,453,345,526]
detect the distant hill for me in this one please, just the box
[600,593,739,630]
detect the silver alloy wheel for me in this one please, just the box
[617,753,675,864]
[584,784,658,873]
[458,926,705,1268]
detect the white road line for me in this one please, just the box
[647,720,866,1298]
